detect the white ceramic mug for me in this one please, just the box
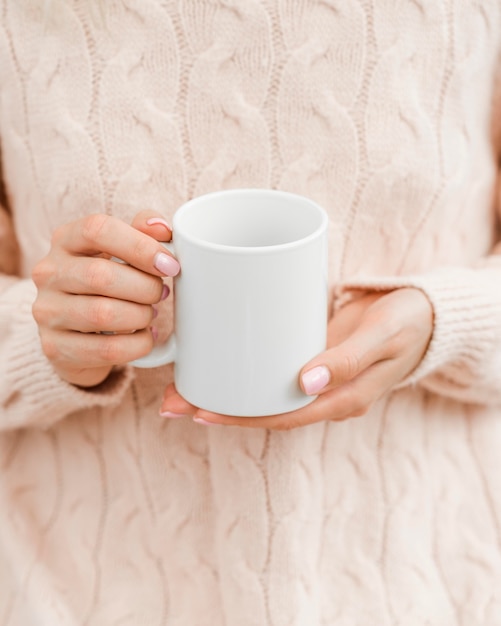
[133,188,329,417]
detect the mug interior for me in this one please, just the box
[175,189,326,249]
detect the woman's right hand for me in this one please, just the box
[32,212,180,388]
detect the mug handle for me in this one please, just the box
[112,242,178,369]
[131,334,177,368]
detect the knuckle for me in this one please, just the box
[98,337,124,364]
[32,298,51,326]
[40,333,59,361]
[83,258,115,292]
[129,236,152,267]
[50,224,66,247]
[87,299,116,329]
[81,214,111,244]
[98,331,153,364]
[338,352,362,381]
[32,257,56,287]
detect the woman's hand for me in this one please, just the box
[32,212,180,388]
[160,288,434,429]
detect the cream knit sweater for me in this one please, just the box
[1,1,501,625]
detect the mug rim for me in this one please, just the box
[172,188,328,255]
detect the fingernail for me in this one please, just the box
[154,252,180,277]
[150,326,158,341]
[152,306,158,319]
[193,417,219,426]
[160,410,186,419]
[146,217,172,232]
[160,284,170,300]
[301,365,330,395]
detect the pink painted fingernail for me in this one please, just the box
[150,326,158,341]
[301,365,330,395]
[160,284,170,300]
[160,410,186,419]
[146,217,172,232]
[154,252,180,277]
[193,417,219,426]
[152,306,158,319]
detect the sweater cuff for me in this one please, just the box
[1,280,135,430]
[337,263,501,389]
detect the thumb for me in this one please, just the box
[299,319,388,396]
[131,210,172,242]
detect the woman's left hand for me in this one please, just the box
[160,287,434,429]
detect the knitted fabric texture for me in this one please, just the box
[1,1,501,624]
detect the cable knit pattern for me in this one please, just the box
[1,1,501,625]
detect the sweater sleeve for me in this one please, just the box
[0,204,135,431]
[337,259,501,405]
[337,175,501,406]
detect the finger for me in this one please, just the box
[39,327,155,369]
[191,390,346,429]
[131,210,173,242]
[162,382,178,402]
[54,214,180,277]
[301,288,434,397]
[326,292,384,348]
[192,358,400,430]
[159,385,198,418]
[33,291,156,333]
[300,316,391,397]
[37,255,167,303]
